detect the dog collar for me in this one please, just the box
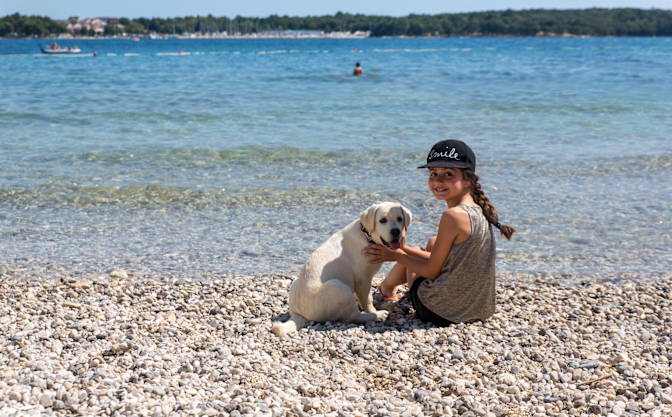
[360,222,375,244]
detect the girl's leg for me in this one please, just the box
[378,263,406,301]
[378,237,436,301]
[406,236,436,289]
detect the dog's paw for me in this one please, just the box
[375,310,389,321]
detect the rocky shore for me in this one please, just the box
[0,269,671,417]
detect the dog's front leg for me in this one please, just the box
[354,281,376,314]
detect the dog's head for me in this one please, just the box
[359,202,412,250]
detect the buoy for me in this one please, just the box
[93,51,97,57]
[179,50,183,55]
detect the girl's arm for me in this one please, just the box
[366,210,461,280]
[400,244,431,260]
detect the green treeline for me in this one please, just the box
[0,13,66,37]
[105,9,672,37]
[2,8,672,37]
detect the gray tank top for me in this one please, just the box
[416,204,496,323]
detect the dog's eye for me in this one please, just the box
[397,217,402,222]
[379,219,387,224]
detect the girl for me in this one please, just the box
[365,140,515,325]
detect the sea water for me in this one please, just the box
[1,37,671,280]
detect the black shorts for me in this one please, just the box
[409,277,455,327]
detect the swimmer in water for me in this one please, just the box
[353,62,362,76]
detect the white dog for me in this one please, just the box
[272,202,412,337]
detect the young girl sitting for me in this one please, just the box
[365,140,516,325]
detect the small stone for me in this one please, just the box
[491,408,506,417]
[109,269,128,278]
[9,392,21,402]
[177,364,193,374]
[580,360,600,369]
[474,406,487,416]
[506,386,520,394]
[39,394,53,407]
[63,301,81,309]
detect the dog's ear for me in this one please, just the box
[359,204,380,233]
[400,205,412,230]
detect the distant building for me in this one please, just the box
[62,17,117,33]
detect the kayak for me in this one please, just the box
[41,45,81,54]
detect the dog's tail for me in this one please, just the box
[271,313,309,337]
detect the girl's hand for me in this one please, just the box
[398,232,408,251]
[365,243,403,264]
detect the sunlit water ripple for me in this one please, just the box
[1,37,671,280]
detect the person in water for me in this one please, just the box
[365,140,516,325]
[353,62,362,76]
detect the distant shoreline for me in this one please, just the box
[2,33,662,41]
[3,9,672,38]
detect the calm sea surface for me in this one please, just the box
[1,38,671,280]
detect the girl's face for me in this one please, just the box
[428,168,470,201]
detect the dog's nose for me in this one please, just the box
[391,228,400,239]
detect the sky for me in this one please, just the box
[2,0,670,20]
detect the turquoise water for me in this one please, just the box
[1,38,671,279]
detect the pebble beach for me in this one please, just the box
[1,269,671,417]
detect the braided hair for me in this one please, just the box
[463,170,517,241]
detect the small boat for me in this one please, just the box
[41,45,81,54]
[131,36,140,41]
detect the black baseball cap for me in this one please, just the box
[417,140,476,171]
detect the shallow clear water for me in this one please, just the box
[1,37,671,279]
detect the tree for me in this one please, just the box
[515,19,541,36]
[0,21,13,36]
[464,17,482,34]
[125,22,145,34]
